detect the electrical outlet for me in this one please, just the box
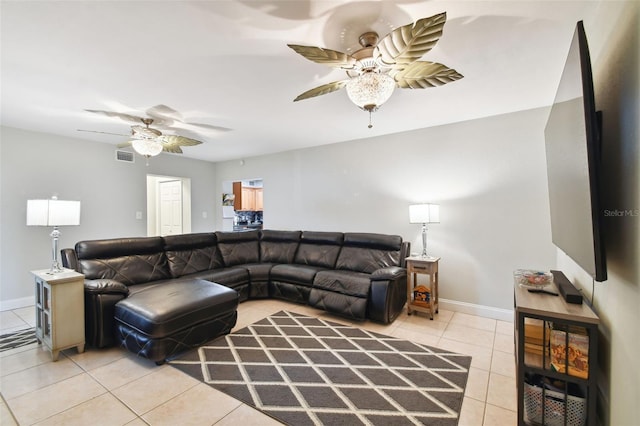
[202,211,208,219]
[136,211,142,220]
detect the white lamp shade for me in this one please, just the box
[409,203,440,224]
[27,199,81,226]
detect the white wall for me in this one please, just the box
[0,126,217,306]
[560,4,639,425]
[214,107,557,312]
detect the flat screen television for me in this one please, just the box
[544,21,607,282]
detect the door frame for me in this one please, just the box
[146,174,192,236]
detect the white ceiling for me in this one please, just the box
[1,1,598,163]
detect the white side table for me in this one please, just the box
[406,256,440,320]
[31,269,85,361]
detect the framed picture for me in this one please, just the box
[222,193,235,206]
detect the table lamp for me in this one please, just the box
[27,196,81,273]
[409,203,440,258]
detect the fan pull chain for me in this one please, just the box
[368,110,373,129]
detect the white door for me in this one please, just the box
[159,180,182,236]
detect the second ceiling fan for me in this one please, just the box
[81,105,230,161]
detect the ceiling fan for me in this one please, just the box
[288,12,463,127]
[79,105,229,161]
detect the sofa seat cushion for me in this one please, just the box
[184,267,249,287]
[114,280,238,339]
[241,263,273,282]
[270,264,324,286]
[313,270,371,298]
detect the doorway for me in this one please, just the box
[222,178,263,231]
[147,175,192,236]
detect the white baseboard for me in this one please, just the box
[439,298,513,322]
[0,296,34,312]
[1,295,513,322]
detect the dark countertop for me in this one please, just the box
[233,224,263,232]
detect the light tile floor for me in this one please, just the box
[0,300,516,425]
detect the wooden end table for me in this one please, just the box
[406,256,440,320]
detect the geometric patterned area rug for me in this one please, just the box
[170,311,471,425]
[0,327,37,352]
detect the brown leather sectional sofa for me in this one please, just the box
[61,229,410,349]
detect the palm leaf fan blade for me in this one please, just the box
[376,12,447,67]
[287,45,356,69]
[157,134,203,147]
[293,80,348,101]
[159,143,183,154]
[394,61,463,89]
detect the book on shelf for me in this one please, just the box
[523,318,550,356]
[550,328,589,379]
[413,285,430,307]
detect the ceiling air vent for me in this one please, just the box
[115,150,135,163]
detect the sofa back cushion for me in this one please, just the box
[75,237,171,285]
[336,233,403,273]
[163,233,224,278]
[260,230,301,264]
[294,231,343,268]
[216,230,260,266]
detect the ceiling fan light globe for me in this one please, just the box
[346,72,395,112]
[132,139,163,157]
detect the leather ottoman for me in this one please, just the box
[114,279,238,364]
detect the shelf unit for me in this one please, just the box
[406,256,440,320]
[32,269,85,361]
[514,276,599,426]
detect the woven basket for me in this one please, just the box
[524,382,586,426]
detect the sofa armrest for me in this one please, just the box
[84,279,130,296]
[83,279,129,348]
[371,266,406,281]
[368,267,407,324]
[61,248,79,272]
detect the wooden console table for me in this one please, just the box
[514,278,599,425]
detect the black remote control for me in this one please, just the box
[527,288,559,296]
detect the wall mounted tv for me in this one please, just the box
[544,21,607,282]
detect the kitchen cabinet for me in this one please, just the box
[241,187,255,210]
[255,188,264,211]
[233,182,263,211]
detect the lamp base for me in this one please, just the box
[46,264,66,275]
[418,254,438,260]
[48,227,65,275]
